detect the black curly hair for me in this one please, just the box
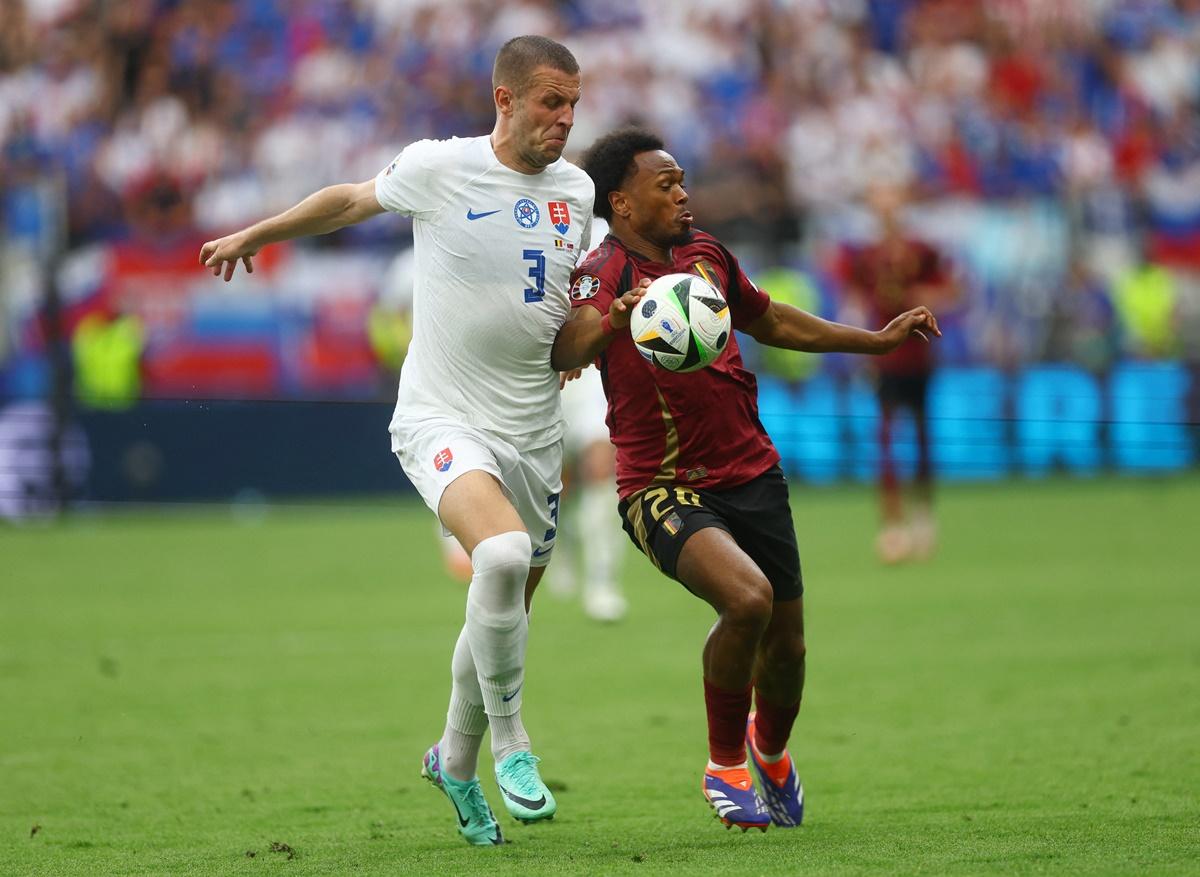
[579,127,665,221]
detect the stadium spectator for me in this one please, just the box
[3,0,1200,397]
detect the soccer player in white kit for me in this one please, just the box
[199,36,642,847]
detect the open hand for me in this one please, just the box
[608,278,651,331]
[878,306,941,350]
[199,233,258,282]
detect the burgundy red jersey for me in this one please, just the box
[845,239,947,375]
[569,231,780,499]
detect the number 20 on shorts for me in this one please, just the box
[645,486,702,522]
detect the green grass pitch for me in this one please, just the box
[2,476,1198,875]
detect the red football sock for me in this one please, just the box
[704,678,753,766]
[753,690,800,757]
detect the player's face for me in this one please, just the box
[512,66,582,169]
[625,150,693,249]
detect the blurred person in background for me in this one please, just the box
[843,184,958,564]
[554,127,940,832]
[550,361,629,622]
[1043,258,1120,373]
[1113,237,1181,359]
[547,215,628,623]
[198,34,632,847]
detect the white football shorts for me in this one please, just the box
[393,415,563,567]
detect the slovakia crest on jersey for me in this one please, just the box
[514,198,540,228]
[548,201,570,234]
[433,448,453,473]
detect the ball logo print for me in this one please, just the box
[547,201,570,234]
[654,312,689,350]
[433,448,453,472]
[629,273,731,373]
[513,198,540,229]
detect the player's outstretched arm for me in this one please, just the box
[199,179,385,282]
[551,284,647,371]
[745,301,940,355]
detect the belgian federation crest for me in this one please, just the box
[514,198,540,228]
[433,448,453,473]
[548,201,570,234]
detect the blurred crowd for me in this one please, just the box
[3,0,1200,370]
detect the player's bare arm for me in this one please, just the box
[550,282,648,371]
[745,301,940,355]
[199,179,385,281]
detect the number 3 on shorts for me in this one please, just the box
[543,492,560,543]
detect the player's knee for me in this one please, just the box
[471,531,531,581]
[722,575,773,631]
[466,531,532,629]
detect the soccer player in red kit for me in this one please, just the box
[844,185,958,563]
[551,128,940,831]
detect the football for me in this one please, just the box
[629,273,731,373]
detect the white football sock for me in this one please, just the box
[489,712,531,764]
[708,759,749,772]
[438,628,487,782]
[464,531,533,763]
[749,732,787,763]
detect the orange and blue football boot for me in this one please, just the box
[746,712,805,827]
[702,764,771,832]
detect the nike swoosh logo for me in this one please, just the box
[448,795,470,827]
[531,545,553,558]
[500,785,546,810]
[466,209,501,221]
[502,684,522,703]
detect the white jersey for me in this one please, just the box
[375,135,594,450]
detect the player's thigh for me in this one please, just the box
[394,418,525,555]
[720,467,804,602]
[676,527,774,618]
[439,470,526,555]
[619,484,771,615]
[494,439,564,570]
